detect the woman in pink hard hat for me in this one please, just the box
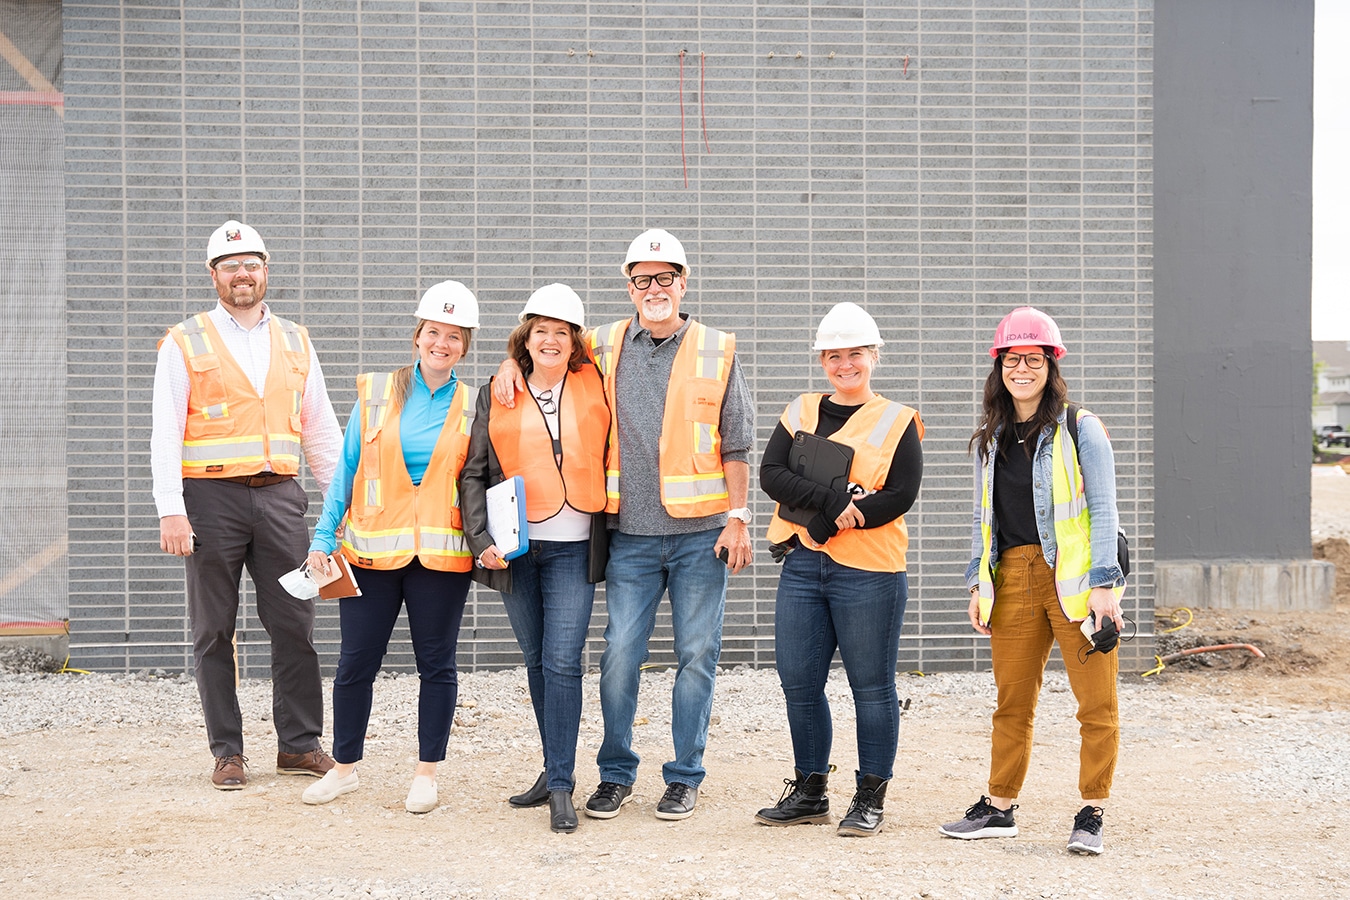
[938,306,1126,856]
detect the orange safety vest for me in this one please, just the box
[341,371,474,572]
[163,312,310,478]
[488,362,609,521]
[588,318,736,517]
[765,393,923,573]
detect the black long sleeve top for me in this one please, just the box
[759,395,923,545]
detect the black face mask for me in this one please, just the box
[1082,616,1120,656]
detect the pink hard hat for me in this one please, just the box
[989,306,1067,359]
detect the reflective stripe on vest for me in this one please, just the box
[765,393,921,573]
[165,313,310,477]
[588,318,735,518]
[976,406,1123,625]
[488,363,609,521]
[342,372,473,572]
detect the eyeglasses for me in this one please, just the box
[215,259,265,274]
[629,271,680,290]
[1000,351,1047,370]
[535,389,557,415]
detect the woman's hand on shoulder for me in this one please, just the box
[967,588,992,636]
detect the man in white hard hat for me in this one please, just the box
[495,228,755,821]
[151,219,343,790]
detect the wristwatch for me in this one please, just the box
[728,507,752,524]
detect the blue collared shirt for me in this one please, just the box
[309,364,459,554]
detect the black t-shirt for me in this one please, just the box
[993,421,1041,552]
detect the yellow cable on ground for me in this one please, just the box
[58,654,90,675]
[1158,608,1193,634]
[1140,656,1166,677]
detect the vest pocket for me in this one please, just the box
[188,355,227,407]
[684,378,723,424]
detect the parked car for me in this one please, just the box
[1320,425,1350,447]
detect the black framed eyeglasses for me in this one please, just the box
[215,259,265,274]
[535,389,557,415]
[629,271,680,290]
[1000,351,1047,370]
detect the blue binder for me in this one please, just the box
[486,475,529,560]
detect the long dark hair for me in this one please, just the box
[968,349,1069,460]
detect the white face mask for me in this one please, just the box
[278,566,319,600]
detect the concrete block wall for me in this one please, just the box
[63,0,1154,674]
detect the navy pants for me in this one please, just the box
[331,559,471,764]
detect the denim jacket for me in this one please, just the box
[965,406,1125,591]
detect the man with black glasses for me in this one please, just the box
[152,219,342,790]
[495,228,754,821]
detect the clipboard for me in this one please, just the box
[311,553,362,600]
[487,475,529,561]
[778,431,855,526]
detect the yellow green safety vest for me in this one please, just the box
[976,407,1124,625]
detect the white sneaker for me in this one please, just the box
[302,768,359,805]
[405,775,438,814]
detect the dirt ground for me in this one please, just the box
[2,478,1349,899]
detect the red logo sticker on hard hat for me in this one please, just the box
[650,242,661,251]
[226,229,241,242]
[443,303,455,314]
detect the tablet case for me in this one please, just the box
[778,431,855,526]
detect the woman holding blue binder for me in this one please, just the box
[460,283,611,833]
[301,281,480,815]
[756,302,924,837]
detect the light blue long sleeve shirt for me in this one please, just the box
[309,364,459,555]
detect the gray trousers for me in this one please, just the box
[183,477,324,758]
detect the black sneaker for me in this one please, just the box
[1067,805,1105,855]
[583,781,633,819]
[938,795,1019,839]
[654,782,698,820]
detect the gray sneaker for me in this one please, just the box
[654,782,698,820]
[584,781,633,819]
[1067,805,1105,855]
[938,795,1019,839]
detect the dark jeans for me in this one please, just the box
[183,477,322,758]
[331,559,470,764]
[773,546,908,782]
[499,539,596,792]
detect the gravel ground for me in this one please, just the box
[2,469,1347,899]
[3,663,1349,899]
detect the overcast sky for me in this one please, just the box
[1314,4,1349,340]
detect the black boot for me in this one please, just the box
[509,771,549,808]
[549,790,578,833]
[837,773,888,837]
[754,769,830,826]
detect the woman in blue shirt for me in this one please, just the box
[298,281,480,815]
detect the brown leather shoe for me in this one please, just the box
[276,748,335,777]
[212,754,248,790]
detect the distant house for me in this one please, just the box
[1314,341,1350,426]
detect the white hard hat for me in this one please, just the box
[812,302,885,351]
[621,228,689,277]
[519,283,585,329]
[415,280,480,328]
[205,219,269,270]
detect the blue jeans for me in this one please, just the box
[597,528,728,788]
[499,539,596,793]
[774,546,908,783]
[331,561,470,764]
